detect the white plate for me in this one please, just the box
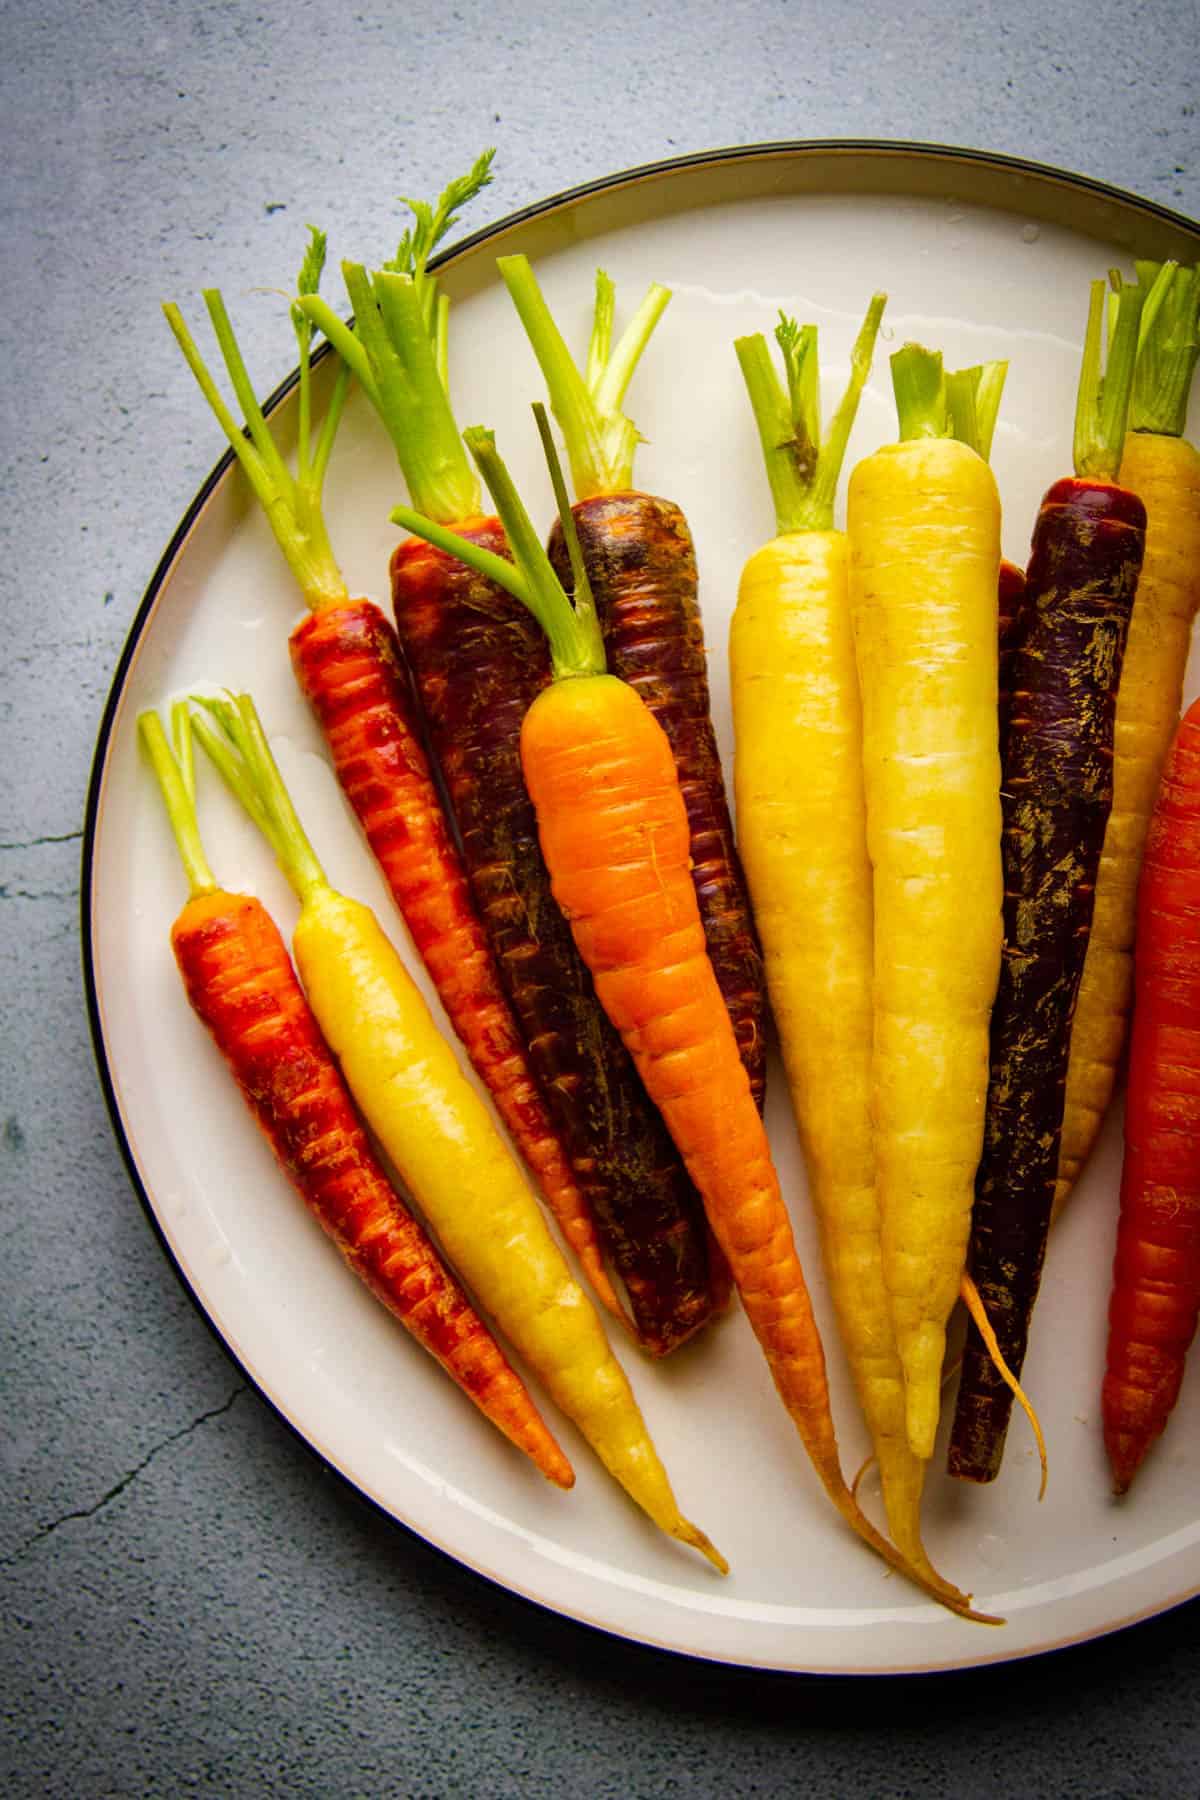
[84,143,1200,1674]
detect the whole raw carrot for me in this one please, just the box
[1056,260,1200,1213]
[393,414,1000,1620]
[949,277,1149,1483]
[731,298,964,1599]
[297,175,721,1349]
[498,256,767,1110]
[191,692,727,1572]
[162,205,607,1317]
[391,522,721,1354]
[1103,697,1200,1492]
[138,702,573,1489]
[848,347,1008,1462]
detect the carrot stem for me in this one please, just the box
[735,294,886,534]
[162,229,351,611]
[496,255,670,499]
[1127,261,1197,436]
[137,709,215,897]
[190,696,326,902]
[1074,274,1156,479]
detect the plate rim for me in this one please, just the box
[81,137,1200,1679]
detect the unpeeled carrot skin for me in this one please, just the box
[1103,698,1200,1493]
[288,596,615,1316]
[390,527,721,1355]
[172,885,574,1487]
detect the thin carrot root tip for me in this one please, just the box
[958,1273,1049,1499]
[680,1522,730,1576]
[850,1452,877,1501]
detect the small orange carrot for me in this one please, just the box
[392,411,1000,1622]
[138,701,573,1489]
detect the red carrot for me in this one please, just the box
[138,702,574,1489]
[949,278,1151,1484]
[499,257,768,1110]
[1103,696,1200,1493]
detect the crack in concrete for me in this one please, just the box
[0,1385,246,1569]
[0,830,84,851]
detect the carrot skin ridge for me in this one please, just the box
[548,493,768,1112]
[170,887,574,1488]
[1102,698,1200,1493]
[1054,431,1200,1213]
[286,596,604,1298]
[997,558,1029,754]
[521,671,998,1619]
[949,475,1146,1483]
[389,525,721,1354]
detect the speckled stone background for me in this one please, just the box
[3,1,1199,1794]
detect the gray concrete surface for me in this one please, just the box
[3,1,1199,1793]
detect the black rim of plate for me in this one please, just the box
[80,138,1200,1681]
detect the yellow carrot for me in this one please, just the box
[1055,261,1200,1213]
[847,346,1006,1461]
[731,305,977,1598]
[190,692,726,1573]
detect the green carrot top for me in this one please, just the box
[189,693,327,902]
[889,344,1008,460]
[390,405,607,683]
[497,254,671,500]
[163,229,351,611]
[297,151,495,524]
[735,293,886,535]
[1072,266,1176,478]
[139,702,217,897]
[1125,260,1197,438]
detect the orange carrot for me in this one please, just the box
[1102,697,1200,1493]
[138,702,573,1489]
[392,412,1000,1622]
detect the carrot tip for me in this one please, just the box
[850,1451,877,1501]
[679,1521,730,1576]
[958,1272,1049,1497]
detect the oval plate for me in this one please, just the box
[84,142,1200,1675]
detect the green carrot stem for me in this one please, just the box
[735,292,886,535]
[1074,276,1149,479]
[162,231,350,612]
[390,414,607,682]
[1127,261,1197,438]
[295,159,494,524]
[496,254,670,499]
[190,694,327,902]
[892,344,1007,459]
[138,706,216,897]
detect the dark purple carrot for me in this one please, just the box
[497,255,768,1112]
[948,278,1151,1484]
[391,520,724,1355]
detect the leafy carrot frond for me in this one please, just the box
[891,343,1006,460]
[163,234,350,612]
[497,254,670,499]
[1126,261,1197,438]
[190,693,326,902]
[735,294,886,534]
[139,704,216,898]
[1074,272,1159,479]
